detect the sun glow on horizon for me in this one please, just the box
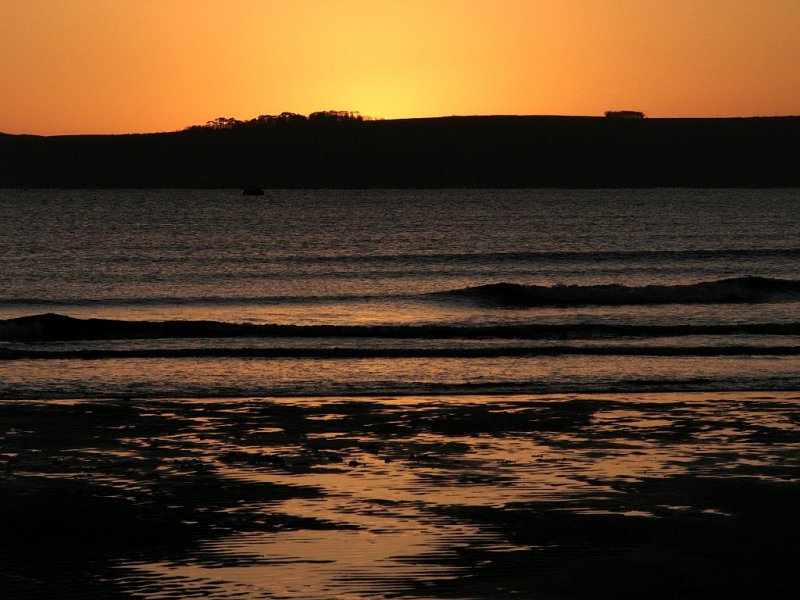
[2,0,799,135]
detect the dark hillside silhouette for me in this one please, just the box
[2,114,800,188]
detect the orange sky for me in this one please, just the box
[2,0,799,135]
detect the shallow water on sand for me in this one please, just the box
[3,392,799,598]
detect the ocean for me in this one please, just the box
[3,188,800,599]
[2,187,800,399]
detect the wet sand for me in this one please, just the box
[2,392,799,599]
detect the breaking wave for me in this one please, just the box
[436,276,800,306]
[2,313,800,342]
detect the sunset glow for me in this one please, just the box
[2,0,799,135]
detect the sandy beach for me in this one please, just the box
[2,392,799,599]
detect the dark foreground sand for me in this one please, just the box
[2,393,799,599]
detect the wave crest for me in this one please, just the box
[2,312,800,342]
[438,277,800,306]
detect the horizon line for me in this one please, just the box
[4,112,800,138]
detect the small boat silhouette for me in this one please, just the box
[242,188,265,196]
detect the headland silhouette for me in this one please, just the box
[2,112,799,188]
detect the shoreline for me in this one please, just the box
[3,387,800,401]
[3,387,800,403]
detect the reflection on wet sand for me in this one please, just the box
[2,392,799,598]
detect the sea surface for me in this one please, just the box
[2,187,800,399]
[3,188,800,600]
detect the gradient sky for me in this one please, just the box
[2,0,799,135]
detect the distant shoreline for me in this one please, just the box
[3,115,800,189]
